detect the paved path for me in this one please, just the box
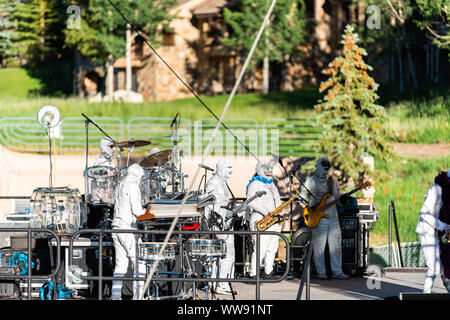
[207,271,448,300]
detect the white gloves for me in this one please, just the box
[444,224,450,234]
[236,202,248,213]
[225,209,234,220]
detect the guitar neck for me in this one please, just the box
[232,194,259,214]
[322,185,363,211]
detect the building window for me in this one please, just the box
[134,36,144,58]
[132,71,138,92]
[163,32,175,46]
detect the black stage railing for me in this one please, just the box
[0,228,61,300]
[0,227,311,300]
[68,229,311,300]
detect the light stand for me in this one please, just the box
[37,105,61,188]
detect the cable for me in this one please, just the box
[105,0,279,300]
[47,125,53,188]
[105,0,258,161]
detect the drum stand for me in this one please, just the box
[96,206,113,232]
[143,262,161,300]
[191,257,217,300]
[142,261,183,300]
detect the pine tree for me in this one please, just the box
[415,0,450,56]
[222,0,308,92]
[314,25,393,186]
[0,0,16,65]
[64,0,177,64]
[11,0,61,69]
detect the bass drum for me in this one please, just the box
[84,166,117,206]
[291,227,311,275]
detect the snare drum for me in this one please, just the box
[188,239,227,259]
[138,242,177,263]
[84,166,117,205]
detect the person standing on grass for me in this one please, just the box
[416,169,450,293]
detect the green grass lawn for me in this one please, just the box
[0,68,43,99]
[372,155,450,244]
[1,68,449,144]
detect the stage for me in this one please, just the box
[213,271,448,300]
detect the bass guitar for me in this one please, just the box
[303,181,371,228]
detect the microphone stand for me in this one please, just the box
[81,113,117,145]
[85,119,89,172]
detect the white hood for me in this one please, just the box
[314,157,331,180]
[216,158,233,180]
[256,158,274,179]
[100,138,115,160]
[125,163,145,183]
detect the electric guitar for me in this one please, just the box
[215,191,266,231]
[303,181,371,228]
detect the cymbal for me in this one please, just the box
[140,149,172,167]
[116,139,151,148]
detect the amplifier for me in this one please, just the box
[20,280,49,298]
[0,280,20,298]
[339,216,360,267]
[65,246,114,291]
[357,200,379,223]
[0,266,20,275]
[65,247,91,290]
[0,265,21,298]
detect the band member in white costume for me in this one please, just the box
[110,164,147,300]
[247,158,281,279]
[204,158,237,295]
[301,157,348,280]
[416,169,450,293]
[94,137,116,168]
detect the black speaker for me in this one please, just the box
[291,227,311,274]
[339,216,360,267]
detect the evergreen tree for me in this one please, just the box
[11,0,62,69]
[222,0,308,92]
[0,0,16,65]
[314,25,393,186]
[415,0,450,57]
[64,0,177,64]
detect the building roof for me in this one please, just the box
[190,0,229,18]
[113,57,145,69]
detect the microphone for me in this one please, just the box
[170,113,180,128]
[199,163,214,172]
[81,113,92,123]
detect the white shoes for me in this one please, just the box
[214,286,238,295]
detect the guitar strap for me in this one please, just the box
[327,176,334,195]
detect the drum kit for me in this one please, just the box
[29,110,228,299]
[80,112,189,231]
